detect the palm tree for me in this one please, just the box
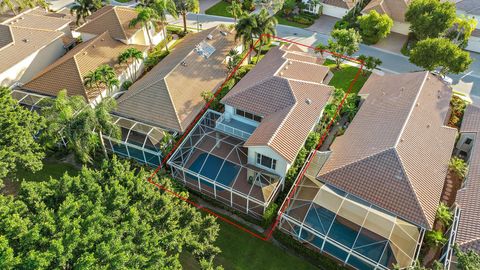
[70,0,103,26]
[84,68,102,90]
[254,8,277,63]
[173,0,199,33]
[130,7,159,48]
[118,48,144,80]
[0,0,48,15]
[226,48,241,75]
[92,97,121,159]
[226,0,243,25]
[235,13,257,63]
[150,0,177,52]
[96,64,119,95]
[449,156,468,181]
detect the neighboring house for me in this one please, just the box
[303,0,358,17]
[21,31,148,104]
[0,7,73,87]
[454,98,480,255]
[75,5,164,47]
[454,0,480,52]
[115,25,239,134]
[361,0,411,34]
[167,44,334,219]
[280,71,457,269]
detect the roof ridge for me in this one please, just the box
[321,147,396,175]
[163,78,183,130]
[393,71,428,148]
[112,7,129,40]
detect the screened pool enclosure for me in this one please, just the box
[167,110,284,219]
[279,152,424,270]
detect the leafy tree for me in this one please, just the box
[357,10,393,44]
[0,157,222,269]
[226,0,244,25]
[449,156,468,181]
[445,15,478,49]
[409,38,472,75]
[340,93,360,122]
[282,0,296,17]
[0,0,48,15]
[0,87,45,186]
[254,8,277,63]
[226,48,241,75]
[425,230,448,247]
[405,0,456,40]
[151,0,178,52]
[328,28,362,69]
[455,246,480,270]
[130,7,160,48]
[118,47,144,81]
[305,132,320,151]
[70,0,103,26]
[235,13,258,63]
[436,202,453,227]
[174,0,199,33]
[314,43,328,57]
[357,54,382,75]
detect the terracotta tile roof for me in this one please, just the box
[456,98,480,252]
[222,46,333,163]
[76,5,142,41]
[22,32,147,101]
[318,72,457,229]
[115,26,237,132]
[3,11,70,31]
[323,0,357,9]
[362,0,410,22]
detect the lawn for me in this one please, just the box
[324,59,370,94]
[274,14,311,29]
[205,1,234,17]
[181,219,318,270]
[2,159,79,195]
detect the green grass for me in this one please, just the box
[181,220,317,270]
[274,15,311,29]
[113,0,132,2]
[324,59,370,94]
[205,1,234,17]
[2,160,79,195]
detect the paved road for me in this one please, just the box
[170,13,480,98]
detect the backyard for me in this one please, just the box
[324,59,370,94]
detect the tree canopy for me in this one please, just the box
[327,28,362,68]
[0,87,45,186]
[0,157,222,269]
[405,0,456,40]
[357,10,393,45]
[409,37,472,75]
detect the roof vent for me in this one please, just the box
[92,45,96,48]
[181,61,187,67]
[22,38,28,43]
[289,61,292,65]
[207,34,213,40]
[284,66,288,70]
[305,98,312,105]
[101,38,105,41]
[220,31,227,36]
[280,72,284,76]
[416,103,419,107]
[427,124,431,128]
[400,87,405,91]
[438,95,441,99]
[400,138,404,142]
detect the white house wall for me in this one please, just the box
[247,145,291,178]
[456,133,476,159]
[0,38,65,87]
[224,105,261,128]
[128,24,165,46]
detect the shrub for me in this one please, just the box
[145,50,169,71]
[334,20,350,30]
[305,132,321,152]
[357,10,393,44]
[292,15,314,25]
[121,80,133,90]
[449,95,467,128]
[242,0,255,11]
[425,230,448,247]
[436,203,453,227]
[262,202,278,228]
[449,156,468,181]
[235,64,254,81]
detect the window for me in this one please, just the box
[465,138,473,145]
[256,153,277,170]
[236,109,262,122]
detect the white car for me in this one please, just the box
[432,71,453,85]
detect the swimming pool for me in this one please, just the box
[188,153,240,189]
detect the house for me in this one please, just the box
[303,0,358,18]
[0,7,73,87]
[454,0,480,52]
[75,5,165,47]
[280,71,457,269]
[167,44,334,218]
[21,31,148,104]
[115,25,239,134]
[454,98,480,255]
[361,0,411,34]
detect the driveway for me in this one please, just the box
[307,15,338,35]
[200,0,221,13]
[372,32,407,56]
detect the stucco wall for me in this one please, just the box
[247,145,291,178]
[0,37,66,87]
[224,105,261,128]
[456,133,476,159]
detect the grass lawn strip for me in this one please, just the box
[324,59,370,94]
[205,1,234,17]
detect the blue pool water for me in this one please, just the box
[188,153,240,189]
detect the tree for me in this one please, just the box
[405,0,456,40]
[151,0,178,52]
[88,64,119,95]
[70,0,103,26]
[455,246,480,270]
[235,13,258,63]
[340,93,359,122]
[314,43,328,57]
[0,157,222,269]
[282,0,296,17]
[357,10,393,44]
[0,0,48,15]
[118,48,144,81]
[226,0,244,25]
[449,156,468,181]
[409,38,472,75]
[357,54,382,75]
[445,15,478,49]
[0,87,45,186]
[254,8,277,63]
[328,28,362,69]
[174,0,199,33]
[130,7,159,48]
[226,48,241,75]
[436,203,453,227]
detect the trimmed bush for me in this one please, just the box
[262,202,279,228]
[121,80,133,90]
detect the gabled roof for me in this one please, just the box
[22,32,147,101]
[76,6,142,41]
[222,45,333,163]
[115,26,237,132]
[323,0,357,9]
[318,72,457,229]
[456,98,480,252]
[362,0,410,22]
